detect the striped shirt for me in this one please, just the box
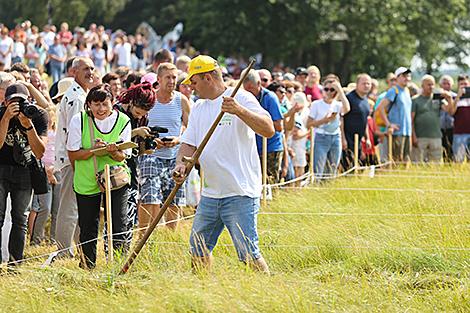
[147,91,183,159]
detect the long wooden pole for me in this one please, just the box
[104,164,113,263]
[119,60,256,275]
[262,136,267,206]
[388,132,393,169]
[309,128,314,184]
[354,133,359,174]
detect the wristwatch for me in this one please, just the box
[24,125,34,131]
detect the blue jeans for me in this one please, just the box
[314,133,342,179]
[282,154,295,182]
[190,196,261,261]
[50,63,63,83]
[452,134,470,162]
[0,165,33,263]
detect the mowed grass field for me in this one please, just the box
[0,164,469,312]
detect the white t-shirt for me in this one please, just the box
[41,31,55,48]
[114,42,131,67]
[12,41,25,58]
[0,36,13,67]
[181,88,270,199]
[309,99,343,135]
[67,110,132,155]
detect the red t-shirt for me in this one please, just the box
[305,84,322,101]
[361,116,377,156]
[59,31,73,45]
[454,99,470,134]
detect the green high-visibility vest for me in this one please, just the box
[74,111,130,195]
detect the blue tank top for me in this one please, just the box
[147,91,182,159]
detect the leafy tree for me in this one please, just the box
[109,0,184,35]
[1,0,469,80]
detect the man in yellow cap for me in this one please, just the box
[174,55,274,273]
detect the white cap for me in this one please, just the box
[394,67,411,77]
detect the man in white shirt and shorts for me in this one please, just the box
[173,55,274,273]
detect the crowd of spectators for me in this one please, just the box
[0,19,468,269]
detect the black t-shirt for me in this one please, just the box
[344,90,370,149]
[135,43,145,60]
[0,104,49,166]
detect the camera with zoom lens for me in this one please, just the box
[18,99,39,118]
[137,126,168,153]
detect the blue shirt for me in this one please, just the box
[255,88,284,154]
[48,44,66,67]
[386,86,412,136]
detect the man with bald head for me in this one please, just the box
[341,73,372,169]
[54,57,95,258]
[258,69,272,88]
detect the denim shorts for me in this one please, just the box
[137,155,185,205]
[190,195,261,261]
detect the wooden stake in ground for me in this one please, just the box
[354,133,359,174]
[119,59,256,275]
[309,128,314,184]
[104,164,113,263]
[262,136,267,206]
[388,132,393,169]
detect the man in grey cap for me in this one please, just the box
[377,67,413,161]
[0,83,48,265]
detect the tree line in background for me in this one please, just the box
[1,0,469,80]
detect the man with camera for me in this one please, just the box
[439,75,456,162]
[411,75,452,162]
[448,74,470,162]
[0,83,48,264]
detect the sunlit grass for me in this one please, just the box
[0,164,469,312]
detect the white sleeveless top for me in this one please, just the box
[147,91,182,159]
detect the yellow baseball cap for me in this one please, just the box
[181,55,219,85]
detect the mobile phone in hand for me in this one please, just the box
[161,137,173,142]
[462,87,470,99]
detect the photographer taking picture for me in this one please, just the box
[0,83,48,265]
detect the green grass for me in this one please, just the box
[0,164,469,312]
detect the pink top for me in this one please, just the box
[305,84,323,101]
[42,129,56,167]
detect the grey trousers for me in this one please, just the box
[30,182,61,245]
[54,165,79,257]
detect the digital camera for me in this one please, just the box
[140,126,168,151]
[18,99,39,118]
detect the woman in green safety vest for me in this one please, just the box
[67,84,131,269]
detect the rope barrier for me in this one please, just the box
[259,212,469,217]
[263,162,393,190]
[277,186,470,193]
[342,173,466,179]
[3,214,196,267]
[112,241,470,252]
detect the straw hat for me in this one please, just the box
[52,77,74,100]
